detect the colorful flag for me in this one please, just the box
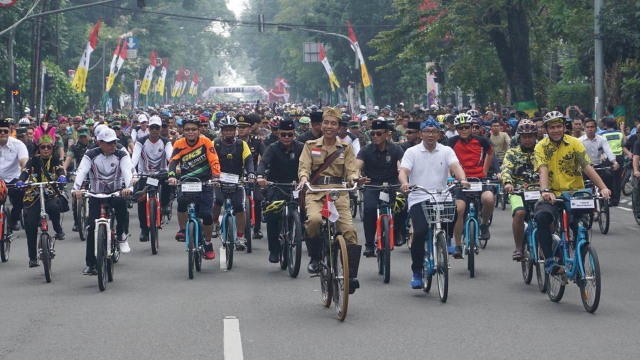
[321,198,339,222]
[179,70,189,96]
[156,58,168,97]
[71,20,102,93]
[189,72,199,96]
[139,50,156,95]
[106,38,128,92]
[319,44,341,92]
[347,20,375,111]
[171,67,184,97]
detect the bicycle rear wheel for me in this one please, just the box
[96,226,108,291]
[350,197,357,218]
[333,235,349,321]
[622,167,633,196]
[150,198,159,255]
[598,200,610,234]
[435,232,448,303]
[40,233,52,283]
[1,212,10,262]
[578,243,601,313]
[358,191,364,221]
[187,221,195,279]
[521,239,533,284]
[546,237,566,302]
[467,224,476,278]
[195,222,203,272]
[378,217,391,284]
[225,216,234,270]
[287,211,303,278]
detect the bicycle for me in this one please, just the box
[409,185,455,302]
[511,186,547,293]
[493,175,506,211]
[461,178,484,278]
[135,171,169,255]
[178,177,214,279]
[22,181,65,283]
[0,202,15,263]
[546,190,602,313]
[86,191,123,291]
[586,169,610,234]
[361,183,400,284]
[621,157,633,196]
[244,181,256,254]
[357,188,364,221]
[305,182,356,321]
[266,182,303,278]
[68,171,89,241]
[218,176,248,271]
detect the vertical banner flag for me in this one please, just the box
[179,70,189,96]
[171,67,184,97]
[319,44,341,92]
[71,20,102,93]
[157,58,168,97]
[139,50,156,95]
[189,72,199,96]
[347,20,375,111]
[106,38,128,91]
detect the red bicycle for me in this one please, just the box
[362,183,399,284]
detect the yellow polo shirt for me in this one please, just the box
[533,134,590,196]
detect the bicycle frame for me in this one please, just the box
[94,202,114,259]
[145,180,162,230]
[464,194,480,251]
[184,202,202,251]
[553,205,590,281]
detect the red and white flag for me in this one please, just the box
[321,198,340,222]
[71,20,102,93]
[106,38,127,91]
[139,50,157,95]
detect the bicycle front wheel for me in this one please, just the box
[521,238,533,284]
[546,237,566,302]
[244,197,253,254]
[195,222,203,272]
[287,211,303,278]
[40,233,52,283]
[187,221,195,279]
[1,214,10,262]
[333,235,349,321]
[149,198,159,255]
[350,197,357,218]
[535,240,547,293]
[96,226,108,291]
[378,217,391,284]
[622,167,633,196]
[77,200,87,241]
[358,191,364,221]
[435,232,448,303]
[578,244,601,313]
[321,240,333,308]
[598,200,610,234]
[467,224,476,278]
[225,216,234,270]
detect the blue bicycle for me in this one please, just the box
[179,177,213,280]
[461,178,483,278]
[547,190,602,313]
[219,181,244,271]
[512,186,547,292]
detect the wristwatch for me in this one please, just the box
[542,189,552,193]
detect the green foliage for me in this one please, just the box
[548,83,592,112]
[43,60,87,115]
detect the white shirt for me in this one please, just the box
[131,128,149,143]
[131,136,173,174]
[400,142,459,208]
[0,137,29,181]
[579,134,615,165]
[339,134,360,156]
[445,129,458,139]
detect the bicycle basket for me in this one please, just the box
[421,201,456,224]
[563,190,594,214]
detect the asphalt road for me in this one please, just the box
[1,201,639,360]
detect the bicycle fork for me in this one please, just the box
[145,192,162,229]
[376,213,395,251]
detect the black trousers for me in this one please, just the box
[25,198,63,261]
[362,188,407,248]
[85,197,128,266]
[135,178,172,231]
[264,188,286,253]
[7,179,24,226]
[408,203,430,273]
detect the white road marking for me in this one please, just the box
[224,316,244,360]
[615,207,632,212]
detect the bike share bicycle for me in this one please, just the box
[305,182,358,321]
[265,182,304,278]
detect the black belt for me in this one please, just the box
[312,176,344,185]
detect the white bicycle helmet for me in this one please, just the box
[466,109,480,118]
[219,115,238,128]
[18,118,30,126]
[454,113,473,126]
[542,111,565,125]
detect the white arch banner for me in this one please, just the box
[202,85,269,99]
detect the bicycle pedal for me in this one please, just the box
[309,274,320,278]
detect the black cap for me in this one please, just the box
[371,119,388,130]
[0,119,11,128]
[407,121,421,131]
[236,114,252,126]
[279,119,295,131]
[310,111,323,124]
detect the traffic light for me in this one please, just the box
[433,64,444,84]
[10,84,21,102]
[44,74,54,91]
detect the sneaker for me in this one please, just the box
[203,243,216,260]
[395,236,405,247]
[82,265,97,275]
[307,258,320,273]
[72,223,79,232]
[54,232,65,241]
[175,229,186,242]
[139,231,149,242]
[453,245,463,259]
[213,223,221,238]
[268,251,280,263]
[161,205,171,215]
[119,240,131,254]
[480,224,491,240]
[29,259,39,268]
[235,236,247,251]
[411,272,423,289]
[253,229,263,239]
[363,245,375,258]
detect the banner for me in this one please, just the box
[156,58,168,97]
[71,20,102,93]
[319,44,340,92]
[139,50,156,95]
[106,38,127,92]
[347,20,375,111]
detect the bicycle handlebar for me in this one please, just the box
[85,191,122,199]
[305,182,358,193]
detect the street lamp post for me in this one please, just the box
[594,0,604,120]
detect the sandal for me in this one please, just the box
[512,249,524,262]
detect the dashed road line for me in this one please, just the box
[224,316,244,360]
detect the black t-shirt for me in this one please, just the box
[357,141,404,184]
[258,140,304,183]
[632,139,640,156]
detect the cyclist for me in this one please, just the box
[168,115,221,260]
[489,119,511,166]
[400,121,421,151]
[338,115,360,156]
[296,116,310,138]
[297,107,363,293]
[533,111,611,275]
[237,114,265,239]
[398,119,468,288]
[131,115,173,242]
[0,118,29,230]
[296,111,323,143]
[17,135,67,268]
[72,128,134,275]
[599,117,624,206]
[357,119,406,257]
[448,113,495,257]
[212,116,255,251]
[501,120,539,261]
[131,114,149,143]
[579,118,618,198]
[257,119,304,263]
[62,126,93,232]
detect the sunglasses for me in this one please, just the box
[105,140,117,145]
[370,131,386,137]
[405,130,418,134]
[183,127,199,132]
[279,132,295,138]
[457,126,471,130]
[39,145,53,150]
[150,125,161,130]
[472,125,481,129]
[0,129,9,134]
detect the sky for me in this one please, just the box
[227,0,246,17]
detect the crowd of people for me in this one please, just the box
[0,99,636,295]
